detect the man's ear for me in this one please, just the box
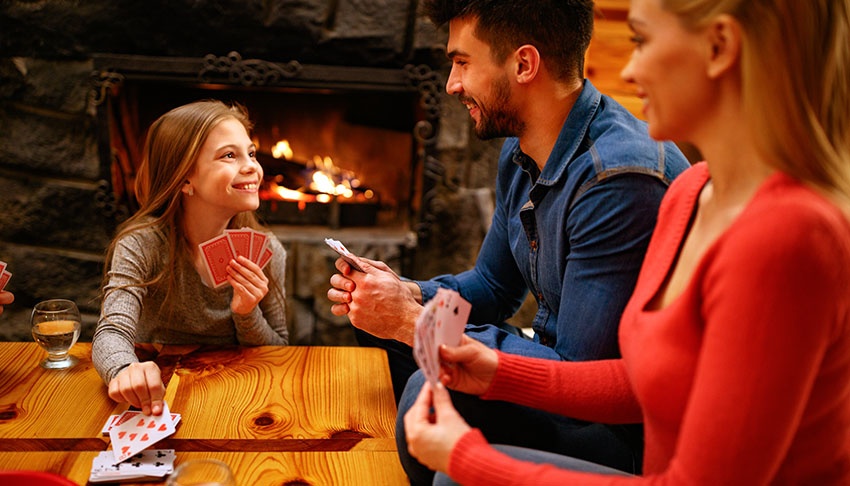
[706,14,742,79]
[514,44,540,84]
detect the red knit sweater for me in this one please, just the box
[448,163,850,485]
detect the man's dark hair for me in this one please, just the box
[421,0,595,81]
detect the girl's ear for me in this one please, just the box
[514,44,540,85]
[706,14,742,79]
[182,181,194,196]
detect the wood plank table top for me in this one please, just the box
[0,342,407,484]
[0,450,408,485]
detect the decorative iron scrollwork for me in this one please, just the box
[404,64,442,128]
[199,51,303,86]
[88,70,125,107]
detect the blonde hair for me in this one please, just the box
[665,0,850,195]
[102,100,281,312]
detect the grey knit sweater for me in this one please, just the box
[92,224,288,383]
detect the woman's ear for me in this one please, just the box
[706,14,742,79]
[182,181,194,196]
[514,44,540,84]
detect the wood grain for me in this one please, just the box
[0,450,409,485]
[165,346,397,445]
[0,343,123,450]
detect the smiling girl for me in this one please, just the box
[93,100,288,416]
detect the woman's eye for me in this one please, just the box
[629,35,645,47]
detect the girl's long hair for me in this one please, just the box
[101,100,284,316]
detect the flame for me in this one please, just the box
[272,140,293,160]
[262,138,375,205]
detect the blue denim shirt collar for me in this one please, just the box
[509,80,602,187]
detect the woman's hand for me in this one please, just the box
[108,361,166,415]
[404,381,472,474]
[439,335,499,395]
[228,255,269,315]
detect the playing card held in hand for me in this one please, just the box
[413,288,471,386]
[108,402,178,464]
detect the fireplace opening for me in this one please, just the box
[93,53,441,237]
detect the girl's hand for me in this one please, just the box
[438,335,499,395]
[404,381,472,474]
[108,361,165,416]
[227,256,269,315]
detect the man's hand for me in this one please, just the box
[327,255,422,346]
[108,361,166,416]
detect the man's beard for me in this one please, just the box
[463,75,524,140]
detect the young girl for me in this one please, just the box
[404,0,850,484]
[93,100,288,416]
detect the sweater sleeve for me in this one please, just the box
[448,181,850,485]
[92,231,158,383]
[232,236,288,345]
[483,351,642,424]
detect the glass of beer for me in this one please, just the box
[31,299,81,369]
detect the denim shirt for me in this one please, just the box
[416,80,690,362]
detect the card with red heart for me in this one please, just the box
[108,403,177,464]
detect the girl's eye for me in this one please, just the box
[629,35,645,47]
[223,152,235,159]
[249,150,257,159]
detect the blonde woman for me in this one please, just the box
[93,100,288,416]
[405,0,850,483]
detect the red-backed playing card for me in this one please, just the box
[225,229,252,260]
[250,229,269,264]
[199,234,235,288]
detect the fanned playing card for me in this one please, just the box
[0,260,10,291]
[414,289,471,386]
[109,402,177,464]
[89,449,175,483]
[225,228,252,260]
[250,229,269,264]
[199,234,235,287]
[433,287,471,349]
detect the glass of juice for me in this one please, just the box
[31,299,81,369]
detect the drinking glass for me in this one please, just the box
[30,299,81,370]
[166,459,236,486]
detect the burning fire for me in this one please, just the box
[261,140,375,208]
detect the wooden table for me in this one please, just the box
[0,342,408,484]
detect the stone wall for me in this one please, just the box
[0,1,506,343]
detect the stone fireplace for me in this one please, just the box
[0,0,502,344]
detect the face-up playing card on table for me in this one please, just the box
[109,402,177,464]
[89,449,175,483]
[324,237,364,272]
[199,234,236,288]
